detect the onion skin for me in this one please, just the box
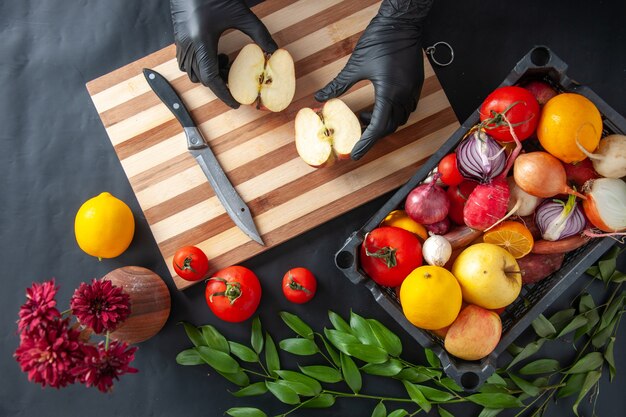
[456,131,506,182]
[463,176,510,231]
[582,178,626,232]
[514,151,586,199]
[405,181,450,225]
[425,217,451,235]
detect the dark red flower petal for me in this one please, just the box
[70,279,131,334]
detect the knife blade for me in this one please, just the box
[142,68,264,246]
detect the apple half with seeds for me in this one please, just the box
[295,98,361,167]
[228,43,296,112]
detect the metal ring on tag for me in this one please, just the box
[425,41,454,67]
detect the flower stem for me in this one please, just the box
[60,308,72,316]
[105,331,110,351]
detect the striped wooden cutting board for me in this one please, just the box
[86,0,459,290]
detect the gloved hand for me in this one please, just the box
[315,0,434,160]
[170,0,278,108]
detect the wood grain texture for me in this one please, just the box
[86,0,460,290]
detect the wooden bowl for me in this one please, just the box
[103,266,171,344]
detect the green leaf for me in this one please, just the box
[402,381,431,412]
[279,338,319,356]
[324,328,360,354]
[343,344,389,364]
[371,401,387,417]
[218,369,249,387]
[175,349,204,366]
[467,393,523,409]
[592,314,620,348]
[350,311,379,346]
[195,346,240,374]
[572,370,602,416]
[599,293,625,331]
[264,332,280,376]
[361,359,403,377]
[508,374,540,397]
[599,257,617,282]
[414,385,454,402]
[478,384,510,394]
[424,348,440,368]
[579,293,595,313]
[605,337,616,381]
[318,333,341,367]
[275,370,322,396]
[586,265,599,277]
[302,394,335,408]
[229,341,258,363]
[230,382,268,397]
[388,410,408,417]
[225,407,267,417]
[477,408,503,417]
[519,358,560,375]
[251,317,263,354]
[181,322,204,347]
[396,368,433,383]
[556,315,588,338]
[299,365,343,383]
[200,325,229,353]
[438,406,455,417]
[280,312,313,339]
[531,314,556,338]
[437,377,463,392]
[368,319,403,357]
[265,381,300,405]
[274,379,318,397]
[341,352,362,393]
[565,351,604,374]
[610,270,626,283]
[575,308,600,340]
[486,373,507,386]
[329,310,353,334]
[549,308,576,333]
[506,343,523,356]
[507,339,545,369]
[556,373,586,399]
[532,377,549,388]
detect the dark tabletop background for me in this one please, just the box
[1,1,625,416]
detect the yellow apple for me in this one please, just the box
[451,243,521,309]
[444,304,502,360]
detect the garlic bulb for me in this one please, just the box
[422,234,452,267]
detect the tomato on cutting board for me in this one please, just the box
[360,226,422,287]
[173,246,209,281]
[205,266,262,322]
[282,267,317,304]
[479,86,540,142]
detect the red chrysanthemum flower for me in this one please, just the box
[18,279,61,333]
[72,340,138,393]
[70,279,131,334]
[14,318,84,389]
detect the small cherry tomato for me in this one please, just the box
[173,246,209,281]
[205,266,261,322]
[282,268,317,304]
[438,153,464,186]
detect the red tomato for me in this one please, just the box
[173,246,209,281]
[479,86,540,142]
[205,266,261,322]
[438,153,463,186]
[447,180,478,225]
[282,268,317,304]
[360,226,422,287]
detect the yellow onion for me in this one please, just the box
[582,178,626,232]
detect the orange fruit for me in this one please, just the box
[74,192,135,259]
[381,210,428,240]
[399,266,462,330]
[483,221,534,258]
[537,93,602,163]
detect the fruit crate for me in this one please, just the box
[335,46,626,391]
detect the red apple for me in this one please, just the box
[444,304,502,361]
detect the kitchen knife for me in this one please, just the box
[142,68,264,246]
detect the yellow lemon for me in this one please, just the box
[537,93,602,163]
[399,265,462,330]
[74,192,135,259]
[381,210,428,240]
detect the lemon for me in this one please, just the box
[74,192,135,259]
[399,266,462,330]
[381,210,428,240]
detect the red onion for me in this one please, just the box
[405,177,450,225]
[456,131,507,182]
[425,217,451,235]
[535,194,586,241]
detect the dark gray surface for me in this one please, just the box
[1,1,625,416]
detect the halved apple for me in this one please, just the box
[228,43,296,112]
[295,98,361,167]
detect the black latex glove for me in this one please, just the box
[170,0,278,108]
[315,0,434,160]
